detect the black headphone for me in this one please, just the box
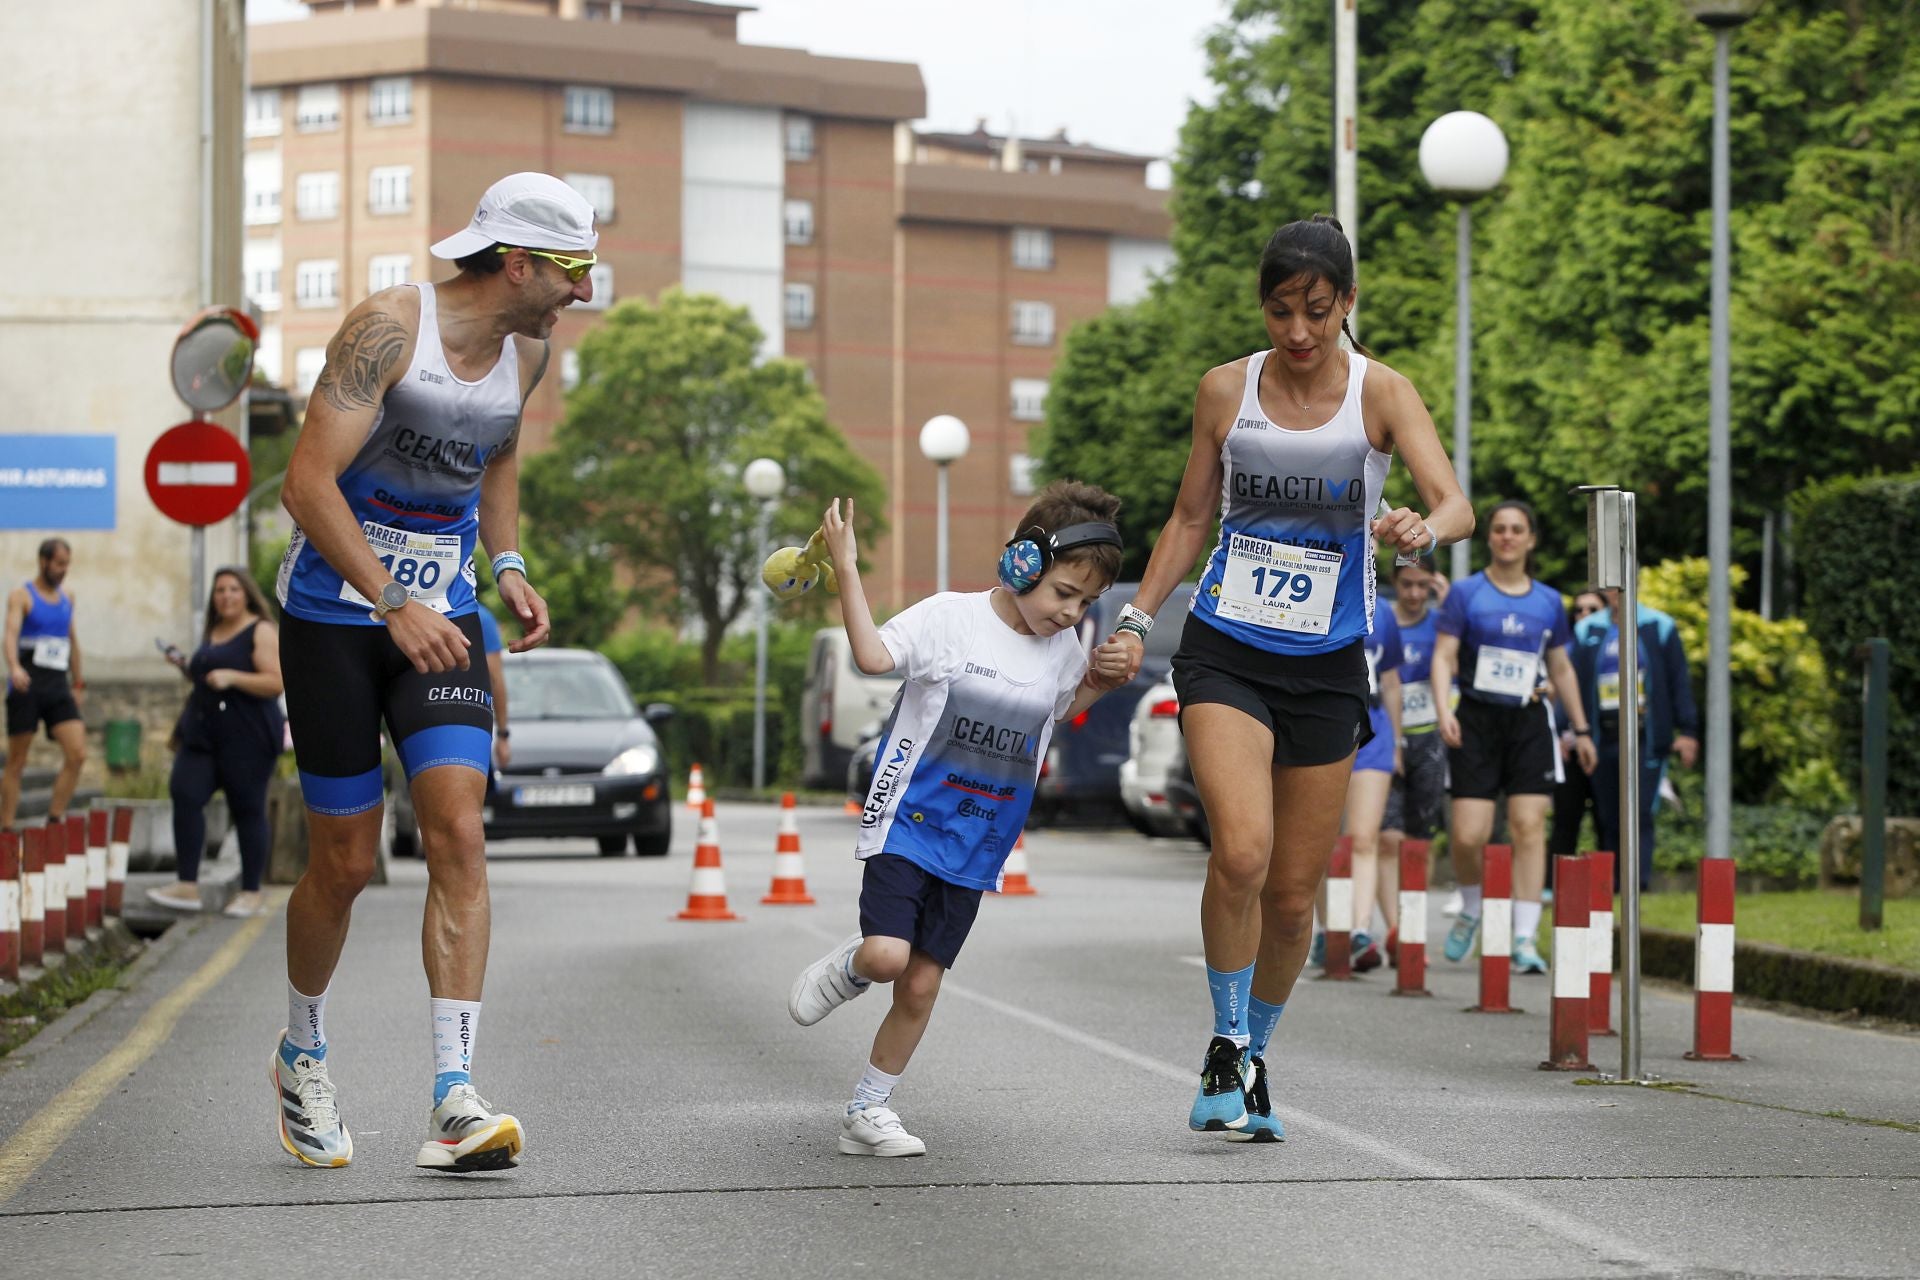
[998,522,1123,594]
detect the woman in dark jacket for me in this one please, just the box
[148,568,285,917]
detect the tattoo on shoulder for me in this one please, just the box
[316,312,409,412]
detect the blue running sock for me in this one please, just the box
[1205,962,1256,1044]
[280,1036,323,1067]
[1248,997,1286,1058]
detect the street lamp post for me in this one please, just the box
[1418,111,1510,583]
[919,415,971,594]
[1684,0,1761,862]
[744,457,785,793]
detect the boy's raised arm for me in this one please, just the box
[821,498,895,676]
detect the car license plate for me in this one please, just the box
[514,784,594,807]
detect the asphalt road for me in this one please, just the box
[2,802,1916,1278]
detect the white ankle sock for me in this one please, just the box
[432,998,482,1104]
[1514,899,1543,941]
[287,981,329,1052]
[1460,885,1484,917]
[851,1061,901,1108]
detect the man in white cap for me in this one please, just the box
[270,173,592,1173]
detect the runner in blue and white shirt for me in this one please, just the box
[1313,592,1402,973]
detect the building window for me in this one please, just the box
[245,88,281,138]
[369,76,412,125]
[784,115,814,162]
[1010,377,1049,421]
[1013,227,1054,270]
[577,264,612,311]
[1011,300,1055,346]
[244,153,281,226]
[295,83,341,131]
[1009,453,1039,498]
[244,242,282,313]
[369,165,412,215]
[560,349,581,391]
[295,260,339,309]
[564,173,615,223]
[783,199,813,246]
[368,254,412,294]
[294,348,327,395]
[257,325,283,387]
[295,171,340,220]
[784,282,815,330]
[563,85,614,133]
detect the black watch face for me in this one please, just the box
[381,583,408,610]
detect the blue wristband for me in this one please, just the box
[490,551,527,581]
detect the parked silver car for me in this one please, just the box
[1119,677,1186,836]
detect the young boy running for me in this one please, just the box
[788,482,1133,1157]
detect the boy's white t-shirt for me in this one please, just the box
[855,591,1090,891]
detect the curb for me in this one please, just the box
[1641,926,1920,1025]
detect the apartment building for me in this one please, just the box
[247,0,1172,608]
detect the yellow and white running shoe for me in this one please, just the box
[272,1032,352,1169]
[416,1083,525,1173]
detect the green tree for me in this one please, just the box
[522,288,886,679]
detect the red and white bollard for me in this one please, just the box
[1587,851,1617,1037]
[1468,844,1520,1013]
[1320,836,1356,981]
[1,831,19,984]
[85,809,108,930]
[106,806,133,919]
[65,815,87,944]
[41,821,67,955]
[1686,857,1743,1061]
[1542,854,1595,1071]
[20,826,45,970]
[1393,839,1432,997]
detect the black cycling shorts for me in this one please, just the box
[1447,696,1558,801]
[280,612,494,816]
[1169,614,1371,768]
[6,659,81,739]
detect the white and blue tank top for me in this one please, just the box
[1190,350,1392,654]
[278,283,521,626]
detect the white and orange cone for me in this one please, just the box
[676,798,739,921]
[761,792,817,905]
[686,762,708,812]
[994,833,1038,896]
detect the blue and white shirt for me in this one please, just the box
[856,592,1089,892]
[1394,608,1440,732]
[1436,573,1571,708]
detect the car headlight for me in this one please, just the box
[605,744,659,777]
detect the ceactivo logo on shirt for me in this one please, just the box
[861,738,914,829]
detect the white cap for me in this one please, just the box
[430,172,599,260]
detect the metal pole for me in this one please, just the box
[1451,203,1473,583]
[1859,638,1889,931]
[1333,0,1358,334]
[936,462,951,595]
[1619,491,1644,1083]
[1705,27,1734,862]
[190,526,207,648]
[1759,509,1774,621]
[752,502,772,793]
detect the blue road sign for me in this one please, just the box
[0,434,117,530]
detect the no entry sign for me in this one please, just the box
[144,420,251,526]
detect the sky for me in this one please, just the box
[243,0,1224,172]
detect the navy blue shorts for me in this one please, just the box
[858,853,984,969]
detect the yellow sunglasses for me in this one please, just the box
[497,245,597,282]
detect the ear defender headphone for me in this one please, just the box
[997,522,1123,594]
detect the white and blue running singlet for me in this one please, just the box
[277,283,521,625]
[856,592,1090,892]
[1190,350,1392,654]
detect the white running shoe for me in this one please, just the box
[788,933,869,1026]
[839,1103,926,1157]
[148,883,204,912]
[272,1033,352,1168]
[1441,889,1464,918]
[416,1083,525,1173]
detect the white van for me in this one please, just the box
[799,628,904,790]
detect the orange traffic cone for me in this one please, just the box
[676,798,739,921]
[761,792,817,905]
[686,762,708,812]
[843,797,861,815]
[995,833,1038,896]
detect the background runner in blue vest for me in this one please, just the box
[1312,595,1401,972]
[271,173,574,1174]
[3,538,87,830]
[1110,216,1472,1142]
[1430,501,1597,975]
[1380,555,1448,959]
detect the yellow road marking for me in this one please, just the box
[0,889,288,1205]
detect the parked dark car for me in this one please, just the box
[390,648,674,858]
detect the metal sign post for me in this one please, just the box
[1579,485,1644,1083]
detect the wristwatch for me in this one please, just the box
[1118,603,1155,634]
[372,580,409,621]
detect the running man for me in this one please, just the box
[3,539,87,829]
[271,172,584,1171]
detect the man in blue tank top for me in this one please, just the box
[269,173,586,1175]
[3,538,88,830]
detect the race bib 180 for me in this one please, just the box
[1217,534,1342,635]
[339,522,461,614]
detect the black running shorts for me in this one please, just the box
[1446,696,1558,800]
[6,661,80,739]
[1169,614,1371,768]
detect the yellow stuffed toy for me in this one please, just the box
[761,527,839,602]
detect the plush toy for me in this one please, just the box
[761,528,839,602]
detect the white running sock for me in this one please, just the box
[1514,899,1543,941]
[432,998,483,1105]
[287,982,329,1053]
[851,1061,901,1108]
[1460,884,1484,918]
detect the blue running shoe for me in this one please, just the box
[1225,1054,1284,1143]
[1512,935,1548,974]
[1187,1035,1249,1132]
[1308,931,1326,968]
[1443,913,1480,963]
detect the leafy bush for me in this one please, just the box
[1652,768,1826,887]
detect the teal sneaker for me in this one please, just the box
[1443,913,1480,963]
[1225,1054,1284,1143]
[1512,935,1548,974]
[1187,1035,1249,1132]
[1308,931,1326,968]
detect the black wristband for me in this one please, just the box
[496,726,510,740]
[1573,727,1591,737]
